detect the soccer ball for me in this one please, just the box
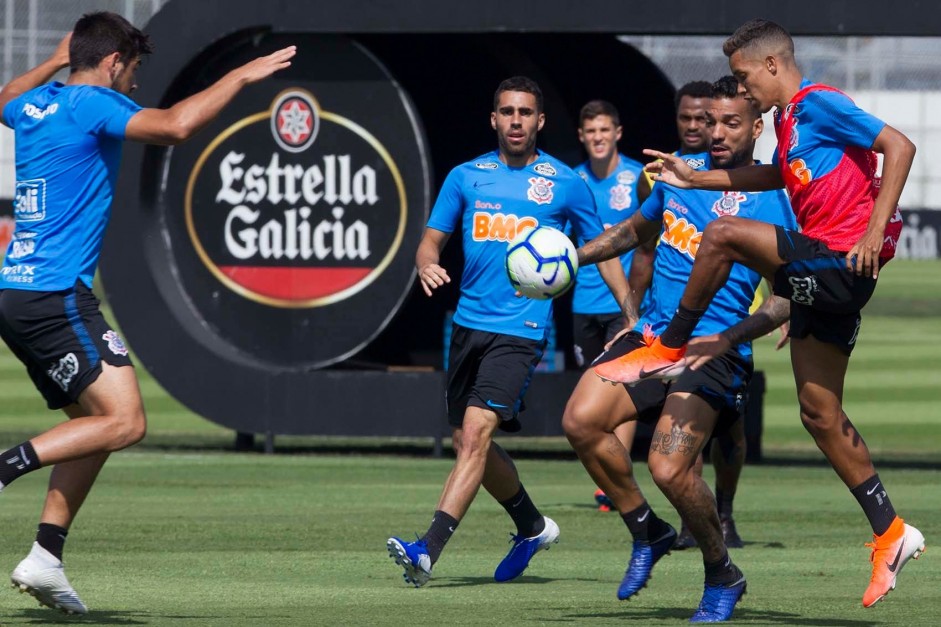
[505,226,579,300]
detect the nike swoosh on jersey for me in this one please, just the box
[486,399,509,409]
[473,180,496,189]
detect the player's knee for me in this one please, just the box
[113,407,147,449]
[701,217,740,251]
[648,458,686,493]
[797,396,842,434]
[561,401,596,444]
[455,421,493,459]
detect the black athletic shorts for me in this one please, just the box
[772,226,878,355]
[572,312,627,369]
[446,323,546,433]
[0,282,134,409]
[594,331,752,436]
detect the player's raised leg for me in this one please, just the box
[594,218,782,384]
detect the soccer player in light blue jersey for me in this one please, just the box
[565,77,797,622]
[572,100,652,368]
[0,12,294,614]
[387,77,632,588]
[570,100,653,512]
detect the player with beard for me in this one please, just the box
[565,76,797,622]
[607,19,925,609]
[386,77,632,588]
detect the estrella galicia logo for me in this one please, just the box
[185,88,407,309]
[270,90,320,153]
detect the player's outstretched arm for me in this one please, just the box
[644,149,784,192]
[577,210,659,267]
[685,295,790,371]
[124,45,296,145]
[415,227,451,297]
[847,124,916,279]
[0,33,71,123]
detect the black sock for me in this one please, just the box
[0,441,40,488]
[850,474,897,536]
[422,510,459,565]
[704,550,741,586]
[660,306,706,349]
[36,523,68,561]
[499,485,544,537]
[620,502,671,543]
[716,487,734,520]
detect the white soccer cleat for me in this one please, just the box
[10,542,88,615]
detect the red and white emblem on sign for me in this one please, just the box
[527,177,554,205]
[270,90,320,153]
[609,184,632,211]
[712,191,747,217]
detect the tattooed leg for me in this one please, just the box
[648,393,727,562]
[562,370,647,514]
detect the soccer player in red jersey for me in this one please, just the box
[586,19,924,608]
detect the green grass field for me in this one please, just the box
[0,260,938,625]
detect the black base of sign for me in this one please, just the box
[229,370,765,463]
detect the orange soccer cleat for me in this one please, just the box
[862,516,926,608]
[594,336,687,385]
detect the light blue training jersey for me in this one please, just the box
[1,82,141,291]
[427,150,604,341]
[571,154,645,315]
[638,153,799,358]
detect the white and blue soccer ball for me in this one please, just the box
[505,226,579,300]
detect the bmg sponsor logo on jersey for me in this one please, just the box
[661,209,702,259]
[472,213,537,242]
[185,88,406,308]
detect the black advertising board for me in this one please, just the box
[103,31,430,433]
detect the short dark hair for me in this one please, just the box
[723,19,794,59]
[70,11,153,72]
[711,75,742,100]
[711,75,760,121]
[579,100,620,127]
[493,76,544,113]
[674,81,712,110]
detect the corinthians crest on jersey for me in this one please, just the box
[185,88,407,308]
[712,191,747,217]
[527,176,554,205]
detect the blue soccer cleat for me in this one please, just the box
[386,536,432,587]
[689,575,747,623]
[617,523,677,600]
[494,516,560,582]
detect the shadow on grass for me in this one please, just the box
[431,575,598,588]
[15,608,152,624]
[566,606,882,625]
[13,609,293,625]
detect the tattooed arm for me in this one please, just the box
[576,210,661,267]
[684,295,791,371]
